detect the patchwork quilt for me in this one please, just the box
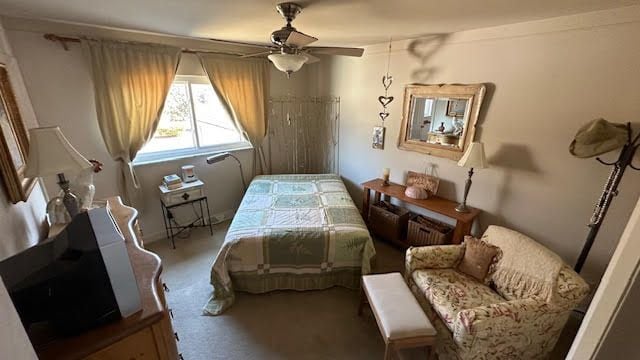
[203,174,375,315]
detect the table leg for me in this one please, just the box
[453,220,473,244]
[362,187,371,222]
[204,197,213,235]
[198,200,204,227]
[160,201,172,247]
[166,209,176,249]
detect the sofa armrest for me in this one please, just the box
[453,298,566,341]
[405,245,464,275]
[553,265,590,310]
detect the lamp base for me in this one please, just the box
[57,173,80,217]
[456,168,474,213]
[47,196,72,225]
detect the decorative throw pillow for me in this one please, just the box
[457,236,502,283]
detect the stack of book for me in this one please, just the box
[163,174,183,190]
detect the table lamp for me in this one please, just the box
[456,142,488,213]
[24,126,92,218]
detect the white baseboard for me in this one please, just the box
[142,208,236,244]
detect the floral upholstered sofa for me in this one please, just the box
[405,226,589,360]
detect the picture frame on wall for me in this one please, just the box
[446,98,467,117]
[372,126,385,150]
[0,63,35,203]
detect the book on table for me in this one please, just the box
[163,174,183,190]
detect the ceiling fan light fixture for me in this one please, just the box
[268,52,308,77]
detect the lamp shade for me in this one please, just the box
[206,152,230,164]
[457,142,488,169]
[268,53,308,74]
[24,126,92,177]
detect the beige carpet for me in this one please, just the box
[147,223,579,360]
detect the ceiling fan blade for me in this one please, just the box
[306,47,364,57]
[285,31,318,48]
[241,51,273,58]
[304,54,321,64]
[205,37,274,50]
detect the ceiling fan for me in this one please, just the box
[237,2,365,77]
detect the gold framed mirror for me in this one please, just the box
[398,83,486,161]
[0,63,35,203]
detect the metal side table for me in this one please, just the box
[159,180,213,249]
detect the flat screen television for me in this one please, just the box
[0,207,141,346]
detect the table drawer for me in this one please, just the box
[84,327,158,360]
[162,187,204,206]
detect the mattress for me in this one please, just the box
[203,174,375,315]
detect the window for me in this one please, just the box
[136,75,249,163]
[423,98,434,117]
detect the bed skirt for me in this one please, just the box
[232,268,362,294]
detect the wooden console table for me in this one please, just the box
[362,179,481,244]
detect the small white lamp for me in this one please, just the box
[456,142,488,213]
[25,126,92,217]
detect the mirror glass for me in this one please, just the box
[407,97,470,149]
[398,84,486,161]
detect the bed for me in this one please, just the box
[203,174,376,315]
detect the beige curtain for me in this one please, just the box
[198,54,270,176]
[81,40,181,204]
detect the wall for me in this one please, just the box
[5,29,319,242]
[326,6,640,284]
[0,21,47,261]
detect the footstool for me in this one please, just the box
[359,272,437,360]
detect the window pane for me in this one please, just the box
[423,98,434,117]
[190,83,242,147]
[140,82,195,154]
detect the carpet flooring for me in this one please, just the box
[146,223,579,360]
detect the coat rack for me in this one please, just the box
[574,122,640,273]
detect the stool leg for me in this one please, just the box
[383,343,393,360]
[427,345,437,360]
[358,287,366,316]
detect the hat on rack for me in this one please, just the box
[569,118,628,158]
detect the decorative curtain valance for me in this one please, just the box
[198,54,270,177]
[81,39,181,204]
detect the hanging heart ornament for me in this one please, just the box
[382,75,393,90]
[379,112,389,121]
[378,96,394,107]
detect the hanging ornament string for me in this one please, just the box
[386,38,392,76]
[378,38,394,123]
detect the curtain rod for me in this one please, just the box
[43,33,248,56]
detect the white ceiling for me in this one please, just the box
[0,0,637,46]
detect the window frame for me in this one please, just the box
[134,75,251,165]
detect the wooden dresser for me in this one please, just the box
[36,197,180,360]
